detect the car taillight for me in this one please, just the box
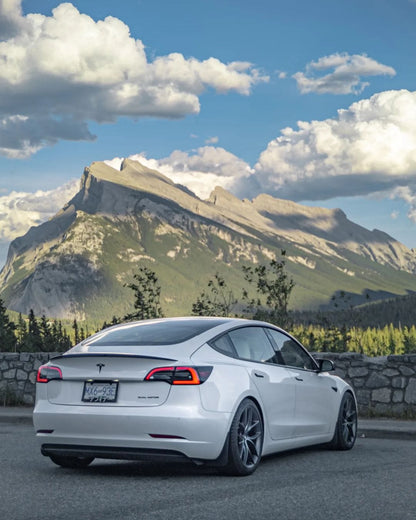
[36,365,63,383]
[145,366,213,385]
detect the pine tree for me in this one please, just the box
[39,315,55,351]
[0,299,17,351]
[72,319,80,344]
[26,310,43,352]
[16,313,28,350]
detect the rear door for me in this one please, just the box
[226,326,297,440]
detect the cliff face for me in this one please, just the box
[1,158,416,319]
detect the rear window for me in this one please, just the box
[85,319,228,346]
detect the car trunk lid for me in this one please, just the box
[45,354,176,407]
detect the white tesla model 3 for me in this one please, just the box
[33,317,357,476]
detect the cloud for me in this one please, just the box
[125,147,254,199]
[0,179,79,241]
[252,89,416,216]
[293,53,395,95]
[0,1,268,158]
[205,136,219,145]
[0,0,23,38]
[390,186,416,223]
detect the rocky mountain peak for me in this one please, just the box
[1,157,416,320]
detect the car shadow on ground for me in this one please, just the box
[46,443,340,479]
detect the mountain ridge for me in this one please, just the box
[1,158,416,320]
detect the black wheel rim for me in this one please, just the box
[341,394,357,446]
[237,405,263,468]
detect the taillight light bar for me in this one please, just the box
[145,366,213,385]
[36,365,63,383]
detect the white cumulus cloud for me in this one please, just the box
[252,89,416,217]
[125,147,254,199]
[0,179,79,241]
[0,1,267,158]
[293,52,395,95]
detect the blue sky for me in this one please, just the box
[1,0,416,267]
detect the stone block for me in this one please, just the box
[383,369,400,377]
[387,355,403,362]
[0,360,9,370]
[33,359,43,370]
[399,366,415,376]
[20,353,30,362]
[392,377,407,389]
[372,388,391,403]
[348,366,368,378]
[404,379,416,405]
[352,378,365,388]
[3,368,16,379]
[4,353,19,360]
[365,372,390,389]
[392,390,403,403]
[356,389,371,406]
[16,369,28,381]
[29,371,37,384]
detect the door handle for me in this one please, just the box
[254,372,265,378]
[295,376,303,382]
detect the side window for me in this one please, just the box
[228,327,277,363]
[210,334,237,357]
[267,329,317,371]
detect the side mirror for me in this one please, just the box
[316,359,335,372]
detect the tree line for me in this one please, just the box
[0,299,89,352]
[1,252,415,355]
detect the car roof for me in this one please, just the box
[65,317,264,357]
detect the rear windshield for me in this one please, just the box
[85,319,228,346]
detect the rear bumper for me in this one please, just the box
[33,400,231,461]
[41,443,193,463]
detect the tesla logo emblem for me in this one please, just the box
[96,363,105,373]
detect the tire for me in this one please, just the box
[49,454,95,469]
[329,391,357,450]
[224,398,263,476]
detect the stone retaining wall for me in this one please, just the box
[315,352,416,417]
[0,353,59,405]
[1,351,416,415]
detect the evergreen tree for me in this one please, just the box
[39,315,55,351]
[0,299,17,351]
[16,313,28,350]
[26,310,43,351]
[124,267,164,321]
[72,319,80,344]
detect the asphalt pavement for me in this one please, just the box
[1,406,416,440]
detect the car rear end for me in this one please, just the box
[33,319,235,464]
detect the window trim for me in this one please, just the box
[208,324,319,371]
[265,328,319,372]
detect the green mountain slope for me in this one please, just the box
[1,158,416,320]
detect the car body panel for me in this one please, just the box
[33,317,357,467]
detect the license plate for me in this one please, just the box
[82,381,118,403]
